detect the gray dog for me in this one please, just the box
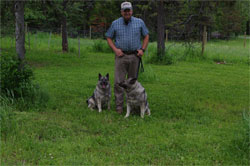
[86,73,111,112]
[119,78,151,118]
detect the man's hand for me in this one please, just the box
[137,49,144,57]
[114,48,124,57]
[107,38,124,57]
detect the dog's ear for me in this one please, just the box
[99,73,102,80]
[129,78,137,84]
[106,73,109,80]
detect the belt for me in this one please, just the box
[122,50,138,55]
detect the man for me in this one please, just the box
[105,2,149,114]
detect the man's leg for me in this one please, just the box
[128,54,140,79]
[114,56,127,112]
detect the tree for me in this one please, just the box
[215,1,245,39]
[15,1,25,61]
[1,1,15,35]
[157,0,165,59]
[61,0,69,52]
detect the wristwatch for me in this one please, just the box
[141,48,145,52]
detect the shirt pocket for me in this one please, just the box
[132,26,141,36]
[116,27,125,37]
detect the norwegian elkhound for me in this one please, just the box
[119,78,151,118]
[86,73,111,112]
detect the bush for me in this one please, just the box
[145,49,174,65]
[91,39,112,53]
[0,54,49,110]
[180,44,207,62]
[1,55,33,98]
[145,43,208,65]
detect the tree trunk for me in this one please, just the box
[247,20,249,36]
[201,25,207,56]
[15,1,25,61]
[157,0,165,60]
[62,0,68,52]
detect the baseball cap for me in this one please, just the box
[121,2,132,11]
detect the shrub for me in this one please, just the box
[181,44,207,62]
[145,43,208,65]
[69,47,77,53]
[1,54,33,98]
[0,54,49,110]
[145,49,174,65]
[91,39,112,53]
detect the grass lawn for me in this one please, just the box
[1,35,249,165]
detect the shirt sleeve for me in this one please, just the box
[105,22,115,39]
[141,20,149,37]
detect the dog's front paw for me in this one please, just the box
[140,111,145,118]
[124,114,129,118]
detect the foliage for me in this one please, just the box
[91,39,112,53]
[146,43,205,65]
[0,53,49,110]
[0,1,15,35]
[1,54,33,98]
[1,0,248,40]
[215,1,245,38]
[146,50,174,65]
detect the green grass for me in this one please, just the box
[145,38,249,64]
[1,34,249,165]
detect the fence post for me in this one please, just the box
[28,27,30,49]
[89,25,92,39]
[48,31,52,49]
[25,23,30,49]
[165,30,168,44]
[202,25,207,56]
[25,23,28,34]
[35,32,37,48]
[205,31,207,45]
[78,35,80,57]
[13,34,15,48]
[244,32,246,48]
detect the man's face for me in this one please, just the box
[121,9,133,20]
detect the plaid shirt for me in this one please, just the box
[105,16,149,51]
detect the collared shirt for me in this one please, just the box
[105,16,149,51]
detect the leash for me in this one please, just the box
[136,50,144,73]
[135,51,144,79]
[138,56,144,73]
